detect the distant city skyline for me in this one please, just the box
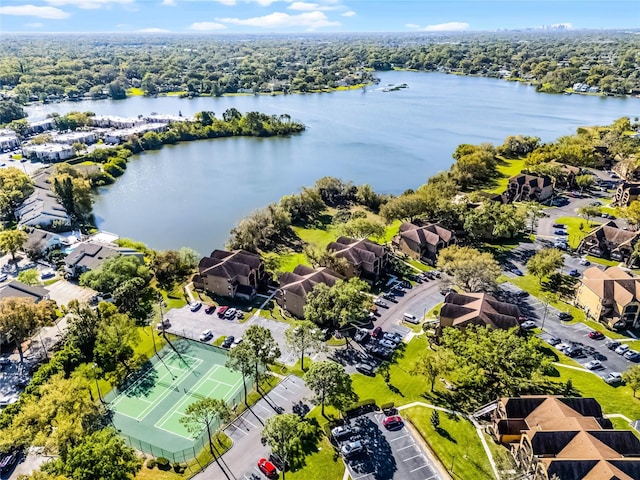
[0,0,636,34]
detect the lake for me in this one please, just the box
[26,71,640,255]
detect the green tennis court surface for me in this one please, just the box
[106,338,244,457]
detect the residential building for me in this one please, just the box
[52,130,99,146]
[392,222,456,265]
[506,173,554,203]
[27,119,54,135]
[326,236,388,284]
[613,181,640,206]
[491,395,640,480]
[25,229,64,255]
[193,249,267,301]
[576,266,640,330]
[0,280,50,303]
[64,242,121,278]
[104,123,167,144]
[22,143,74,162]
[145,114,190,124]
[0,129,19,151]
[90,115,145,129]
[577,221,639,264]
[276,265,343,318]
[547,161,582,189]
[16,188,70,228]
[439,292,521,331]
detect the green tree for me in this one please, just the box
[279,187,326,224]
[52,174,93,222]
[180,398,232,479]
[227,203,292,252]
[620,201,640,228]
[338,218,386,240]
[303,247,351,277]
[410,349,453,392]
[0,168,34,220]
[284,320,326,371]
[379,193,428,222]
[526,248,565,284]
[226,341,256,405]
[303,360,357,416]
[244,325,281,387]
[0,296,56,364]
[521,201,546,234]
[43,428,141,480]
[0,229,28,264]
[0,99,26,123]
[93,310,142,384]
[430,410,440,431]
[623,365,640,398]
[575,174,595,192]
[80,255,152,294]
[464,202,525,240]
[262,414,303,479]
[17,268,40,286]
[304,278,372,328]
[355,183,385,212]
[437,245,501,292]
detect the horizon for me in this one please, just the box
[0,0,635,34]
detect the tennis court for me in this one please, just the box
[106,338,245,458]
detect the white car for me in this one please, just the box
[615,344,630,355]
[374,297,388,307]
[189,302,202,312]
[584,360,603,370]
[520,320,536,330]
[231,337,243,348]
[340,440,364,458]
[605,372,623,385]
[199,329,213,342]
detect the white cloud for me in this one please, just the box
[246,0,279,5]
[45,0,134,9]
[162,0,176,6]
[423,21,469,32]
[341,10,355,17]
[216,0,237,5]
[217,11,339,29]
[405,23,419,29]
[0,4,70,19]
[190,21,226,30]
[288,2,339,11]
[25,22,44,27]
[139,27,170,32]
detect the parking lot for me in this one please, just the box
[164,306,301,365]
[342,411,441,480]
[499,282,636,379]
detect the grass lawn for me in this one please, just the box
[406,259,434,272]
[286,437,345,480]
[264,251,310,273]
[293,225,338,250]
[127,87,144,96]
[403,406,495,480]
[554,215,601,249]
[485,158,527,195]
[586,255,621,267]
[382,220,401,244]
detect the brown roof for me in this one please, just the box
[327,237,386,267]
[581,266,640,307]
[398,222,454,246]
[198,249,262,280]
[509,173,552,189]
[440,292,520,330]
[278,265,343,299]
[584,221,639,248]
[544,459,640,480]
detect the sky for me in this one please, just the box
[0,0,636,34]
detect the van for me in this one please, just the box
[403,313,418,324]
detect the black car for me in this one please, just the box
[515,291,530,298]
[354,329,369,343]
[355,363,375,376]
[556,312,573,320]
[222,336,235,348]
[0,450,18,473]
[606,341,621,351]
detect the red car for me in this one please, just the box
[217,306,228,318]
[588,331,605,340]
[382,415,404,430]
[257,458,278,478]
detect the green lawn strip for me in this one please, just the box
[136,464,184,480]
[406,259,434,272]
[160,284,188,310]
[554,216,601,249]
[264,251,309,273]
[609,416,639,437]
[213,336,226,347]
[270,358,313,378]
[127,87,144,96]
[186,432,232,475]
[403,406,495,480]
[586,255,621,267]
[293,225,337,250]
[485,157,527,195]
[285,436,345,480]
[484,432,516,472]
[258,298,290,323]
[326,337,346,347]
[381,220,401,244]
[552,363,640,420]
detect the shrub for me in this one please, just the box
[155,457,170,470]
[146,459,156,469]
[172,462,186,473]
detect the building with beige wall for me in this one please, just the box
[326,236,388,284]
[276,265,343,318]
[439,292,521,332]
[392,222,456,265]
[576,266,640,330]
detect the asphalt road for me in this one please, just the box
[343,412,442,480]
[190,375,312,480]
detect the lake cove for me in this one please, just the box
[27,71,640,254]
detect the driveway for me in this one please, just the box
[190,375,312,480]
[343,412,442,480]
[45,280,96,306]
[164,307,299,365]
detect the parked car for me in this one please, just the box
[615,344,630,355]
[557,312,573,320]
[554,230,568,235]
[354,329,369,343]
[380,339,397,349]
[605,372,623,385]
[355,363,375,376]
[217,306,228,317]
[511,268,523,276]
[606,341,621,351]
[222,336,235,348]
[236,312,245,320]
[584,360,603,370]
[225,308,237,319]
[231,337,243,348]
[382,415,404,430]
[569,269,580,277]
[624,350,640,361]
[373,297,388,308]
[552,223,565,229]
[156,319,171,331]
[382,293,396,301]
[579,258,591,266]
[565,345,584,358]
[341,440,364,458]
[588,331,605,340]
[257,458,278,479]
[371,327,382,338]
[554,241,568,250]
[520,320,536,330]
[189,302,202,312]
[205,304,216,314]
[383,332,402,344]
[199,329,213,342]
[40,271,56,280]
[0,357,10,366]
[0,450,18,473]
[547,336,562,346]
[515,290,529,298]
[331,424,354,440]
[0,273,7,282]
